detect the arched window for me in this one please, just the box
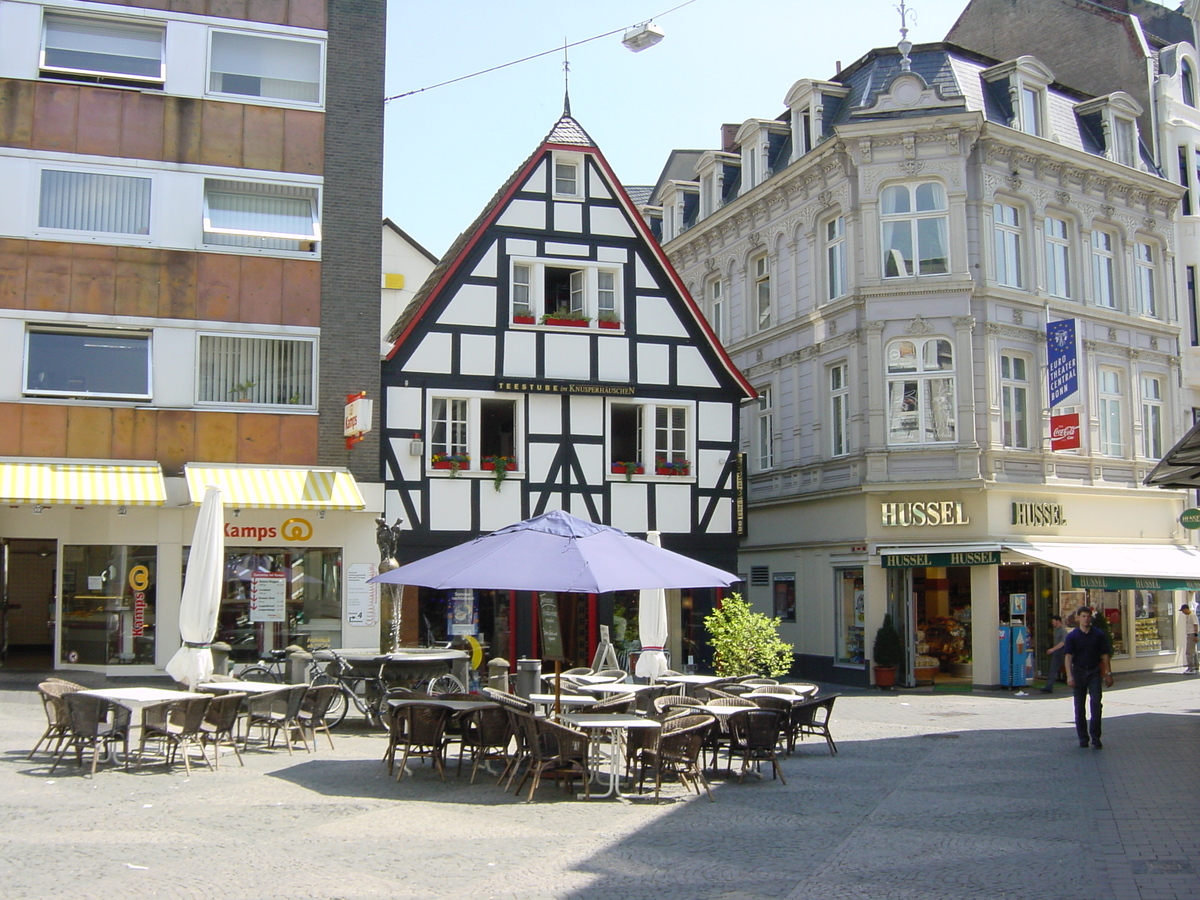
[885,337,956,444]
[1183,58,1196,108]
[880,183,949,277]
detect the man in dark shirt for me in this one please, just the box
[1064,607,1114,748]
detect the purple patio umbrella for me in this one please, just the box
[369,510,738,594]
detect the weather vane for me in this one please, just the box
[896,0,916,71]
[563,38,571,116]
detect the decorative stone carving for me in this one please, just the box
[1056,190,1071,205]
[1012,309,1024,325]
[1150,336,1159,351]
[906,315,934,334]
[953,316,977,332]
[704,257,717,272]
[1108,327,1117,342]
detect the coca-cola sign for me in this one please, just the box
[1050,413,1081,451]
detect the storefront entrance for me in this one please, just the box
[886,564,973,687]
[1,539,56,669]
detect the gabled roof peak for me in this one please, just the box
[543,113,595,147]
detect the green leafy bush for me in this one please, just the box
[872,613,903,668]
[703,593,794,677]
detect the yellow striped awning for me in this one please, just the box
[184,464,365,510]
[0,460,166,506]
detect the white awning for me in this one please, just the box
[1004,542,1200,591]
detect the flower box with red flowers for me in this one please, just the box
[481,457,517,471]
[611,462,645,477]
[431,453,470,473]
[655,459,691,476]
[512,314,536,325]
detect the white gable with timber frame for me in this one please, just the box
[380,114,755,543]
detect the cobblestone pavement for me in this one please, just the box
[1,670,1196,900]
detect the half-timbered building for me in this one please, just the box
[381,113,755,670]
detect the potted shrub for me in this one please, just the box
[431,452,470,475]
[598,311,621,329]
[655,457,691,476]
[482,455,516,491]
[611,461,644,480]
[541,307,591,327]
[872,613,903,689]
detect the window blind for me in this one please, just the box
[209,31,321,103]
[39,170,151,235]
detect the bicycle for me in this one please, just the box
[310,650,468,729]
[233,648,291,682]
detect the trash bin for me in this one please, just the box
[515,658,541,699]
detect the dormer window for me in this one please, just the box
[1075,92,1144,170]
[1183,58,1197,108]
[1019,86,1042,136]
[735,119,790,193]
[982,56,1054,138]
[783,79,848,161]
[553,153,582,198]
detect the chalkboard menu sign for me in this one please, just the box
[538,592,565,661]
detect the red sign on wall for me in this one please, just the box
[1050,413,1082,451]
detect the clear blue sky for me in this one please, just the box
[383,1,969,257]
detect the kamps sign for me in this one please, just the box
[1046,319,1078,408]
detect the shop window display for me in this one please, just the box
[1133,590,1175,656]
[835,568,865,665]
[61,545,156,666]
[1084,589,1126,656]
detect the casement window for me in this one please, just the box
[208,30,323,104]
[1044,216,1071,298]
[553,154,582,198]
[886,337,956,445]
[1184,59,1197,108]
[38,169,151,235]
[1189,265,1199,347]
[708,278,725,342]
[1134,241,1158,317]
[203,179,320,252]
[510,258,622,325]
[1141,375,1164,460]
[196,334,315,407]
[429,396,519,470]
[608,402,692,475]
[756,387,774,469]
[1179,147,1192,217]
[1111,117,1137,168]
[826,215,847,300]
[1019,85,1044,136]
[1000,353,1030,449]
[1098,368,1123,457]
[24,327,150,400]
[41,13,164,87]
[1091,230,1117,309]
[880,182,949,277]
[830,363,850,457]
[753,254,771,331]
[993,202,1024,288]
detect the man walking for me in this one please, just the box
[1040,614,1067,694]
[1182,603,1199,673]
[1064,607,1113,749]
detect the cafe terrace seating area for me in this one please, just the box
[26,670,838,803]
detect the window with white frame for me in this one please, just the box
[1111,116,1137,168]
[1044,215,1071,298]
[1091,230,1117,309]
[1141,374,1164,459]
[203,179,320,252]
[429,395,519,470]
[24,326,150,400]
[1000,353,1030,449]
[756,387,774,469]
[708,277,725,342]
[753,254,771,331]
[608,402,692,475]
[38,169,151,235]
[993,202,1024,288]
[880,182,949,277]
[208,30,323,104]
[886,337,956,444]
[830,363,850,457]
[826,215,847,300]
[553,154,581,198]
[1184,58,1197,108]
[41,13,164,87]
[1019,85,1043,136]
[1134,241,1158,317]
[196,334,314,406]
[509,258,622,325]
[1098,368,1123,457]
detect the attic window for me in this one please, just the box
[1074,92,1144,170]
[981,56,1054,139]
[553,153,582,198]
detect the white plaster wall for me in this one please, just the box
[543,332,592,380]
[596,337,630,383]
[676,344,720,387]
[636,343,670,384]
[502,332,538,377]
[654,483,693,533]
[498,200,545,230]
[590,206,633,237]
[458,334,496,376]
[440,283,497,328]
[553,203,582,232]
[428,478,472,530]
[404,331,453,374]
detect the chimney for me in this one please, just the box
[720,123,739,153]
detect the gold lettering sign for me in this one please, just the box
[880,501,969,527]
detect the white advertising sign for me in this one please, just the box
[346,563,379,627]
[249,573,287,623]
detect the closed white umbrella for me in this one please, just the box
[166,486,224,689]
[634,531,670,681]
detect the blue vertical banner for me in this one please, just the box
[1046,319,1078,408]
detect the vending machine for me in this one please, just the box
[999,594,1032,688]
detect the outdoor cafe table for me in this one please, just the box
[529,692,597,713]
[196,681,300,694]
[77,687,210,763]
[386,698,497,714]
[749,690,817,704]
[576,682,660,696]
[560,712,661,799]
[656,674,725,686]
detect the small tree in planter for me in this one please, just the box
[872,613,903,688]
[703,593,794,677]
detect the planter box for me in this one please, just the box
[542,317,589,327]
[432,460,470,471]
[611,464,644,476]
[512,315,535,325]
[655,467,690,476]
[913,665,939,685]
[481,460,517,471]
[598,320,621,329]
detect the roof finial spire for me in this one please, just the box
[562,38,571,116]
[897,0,915,72]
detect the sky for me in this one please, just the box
[382,0,970,258]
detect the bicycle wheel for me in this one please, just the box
[425,673,466,695]
[312,674,349,728]
[239,665,278,683]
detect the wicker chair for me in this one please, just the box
[636,714,716,802]
[514,714,590,801]
[701,697,754,769]
[754,683,818,698]
[562,667,594,676]
[244,684,309,754]
[206,673,241,683]
[51,693,131,777]
[593,669,628,682]
[587,692,637,714]
[297,684,342,750]
[699,686,745,700]
[739,676,779,686]
[653,694,702,715]
[712,682,753,695]
[198,691,246,769]
[44,677,89,691]
[390,702,452,781]
[30,681,81,760]
[750,695,795,751]
[790,694,838,756]
[458,705,513,783]
[138,695,213,775]
[727,708,787,783]
[482,687,535,714]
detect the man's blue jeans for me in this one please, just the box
[1072,666,1103,743]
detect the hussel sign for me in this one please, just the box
[881,501,969,527]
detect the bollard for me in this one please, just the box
[210,642,232,676]
[515,658,541,699]
[488,657,510,693]
[286,646,311,684]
